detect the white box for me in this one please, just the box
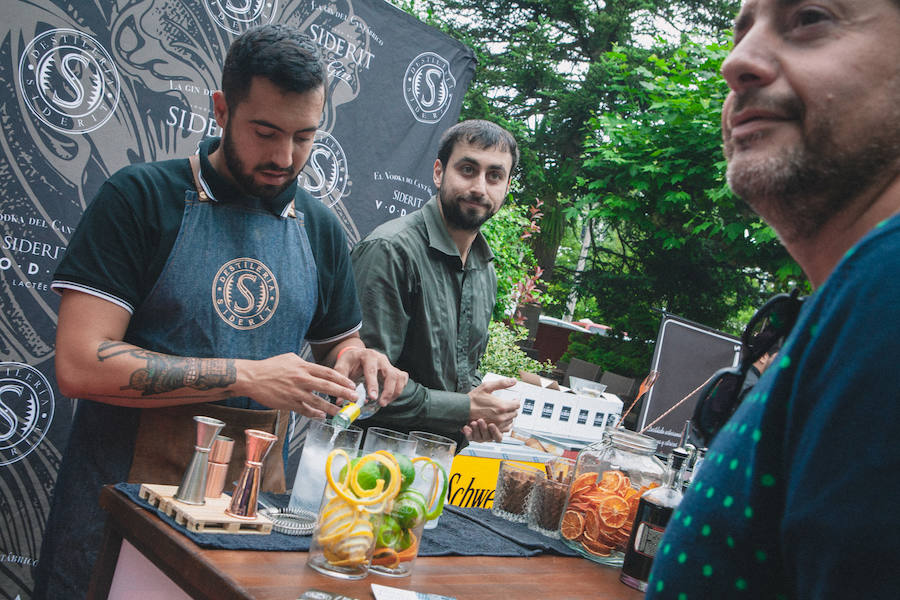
[483,373,623,445]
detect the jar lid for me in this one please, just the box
[607,428,659,453]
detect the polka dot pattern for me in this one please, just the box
[646,217,900,599]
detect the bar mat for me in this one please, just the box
[114,483,574,557]
[441,505,578,557]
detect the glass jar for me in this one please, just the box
[558,428,665,566]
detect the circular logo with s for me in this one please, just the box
[403,52,456,124]
[0,363,54,467]
[301,131,349,208]
[212,258,279,330]
[18,28,120,135]
[203,0,278,34]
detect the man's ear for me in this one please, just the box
[432,158,444,190]
[212,90,229,129]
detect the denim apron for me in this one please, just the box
[124,155,317,493]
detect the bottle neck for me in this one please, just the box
[665,453,688,491]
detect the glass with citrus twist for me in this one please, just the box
[369,454,448,576]
[306,448,403,579]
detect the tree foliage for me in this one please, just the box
[554,39,803,374]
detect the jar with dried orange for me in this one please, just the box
[558,428,665,566]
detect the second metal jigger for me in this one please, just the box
[226,428,278,520]
[174,415,226,505]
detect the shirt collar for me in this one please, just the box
[197,137,297,216]
[422,196,495,267]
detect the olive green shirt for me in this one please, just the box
[351,197,497,449]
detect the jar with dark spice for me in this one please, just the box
[527,456,576,538]
[490,460,542,522]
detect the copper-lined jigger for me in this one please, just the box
[174,416,226,505]
[225,428,278,519]
[204,435,234,498]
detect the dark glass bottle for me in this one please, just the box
[619,447,690,592]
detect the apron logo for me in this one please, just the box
[18,28,121,135]
[0,363,54,467]
[203,0,278,34]
[403,52,456,124]
[212,258,279,330]
[301,131,349,208]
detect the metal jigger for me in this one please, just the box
[225,428,278,520]
[174,416,226,505]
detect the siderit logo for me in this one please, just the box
[18,28,120,135]
[301,131,349,208]
[203,0,278,34]
[0,363,54,467]
[212,258,279,330]
[403,52,456,124]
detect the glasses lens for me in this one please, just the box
[691,369,744,446]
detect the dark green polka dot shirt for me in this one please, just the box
[647,214,900,599]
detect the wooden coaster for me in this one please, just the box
[138,483,273,534]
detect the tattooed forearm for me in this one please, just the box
[98,342,237,396]
[98,341,139,361]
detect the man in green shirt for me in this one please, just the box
[351,120,521,448]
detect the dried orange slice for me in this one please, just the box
[622,487,639,503]
[582,509,602,542]
[570,473,598,496]
[599,495,630,529]
[598,470,625,492]
[560,510,585,540]
[582,536,614,556]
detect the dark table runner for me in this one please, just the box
[114,483,578,558]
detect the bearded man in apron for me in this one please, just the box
[34,24,408,599]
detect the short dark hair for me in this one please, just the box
[221,24,326,109]
[437,120,519,178]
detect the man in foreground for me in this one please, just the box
[648,1,900,597]
[351,120,522,448]
[35,25,405,597]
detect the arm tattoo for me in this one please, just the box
[98,341,237,396]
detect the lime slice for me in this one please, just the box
[396,454,416,490]
[354,460,383,491]
[338,457,361,485]
[375,514,401,548]
[394,528,413,552]
[392,489,427,529]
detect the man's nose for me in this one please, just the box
[470,174,488,198]
[268,139,294,170]
[721,26,779,95]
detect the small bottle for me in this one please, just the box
[332,383,379,429]
[619,446,690,592]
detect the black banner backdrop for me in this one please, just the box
[0,1,474,596]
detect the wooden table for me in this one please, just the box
[92,485,645,600]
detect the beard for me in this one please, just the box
[725,91,900,242]
[222,120,297,200]
[439,187,497,231]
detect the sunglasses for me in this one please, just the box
[690,289,804,448]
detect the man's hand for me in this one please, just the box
[463,377,520,442]
[333,346,409,406]
[235,353,359,419]
[462,419,504,443]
